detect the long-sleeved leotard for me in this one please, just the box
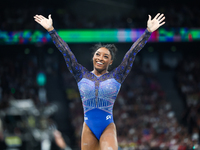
[49,29,151,140]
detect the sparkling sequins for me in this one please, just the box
[49,29,151,114]
[78,78,95,101]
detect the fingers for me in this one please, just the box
[153,13,165,25]
[157,13,164,21]
[154,13,160,20]
[40,15,45,20]
[157,14,165,26]
[34,19,41,24]
[159,21,165,27]
[153,13,165,21]
[48,14,51,19]
[159,16,165,23]
[34,15,41,20]
[34,15,42,22]
[148,15,152,21]
[33,15,46,22]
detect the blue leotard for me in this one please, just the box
[49,29,151,140]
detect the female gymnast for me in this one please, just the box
[34,13,165,150]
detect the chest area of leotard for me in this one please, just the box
[77,78,121,100]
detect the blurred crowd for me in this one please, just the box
[61,56,199,149]
[0,54,39,107]
[0,50,73,150]
[0,1,199,31]
[175,55,200,147]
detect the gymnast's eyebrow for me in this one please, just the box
[96,50,110,56]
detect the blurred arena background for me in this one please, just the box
[0,0,199,149]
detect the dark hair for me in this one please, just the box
[92,43,118,61]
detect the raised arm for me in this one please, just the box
[114,13,165,83]
[34,14,83,81]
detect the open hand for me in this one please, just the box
[34,14,54,31]
[147,13,165,32]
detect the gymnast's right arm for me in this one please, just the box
[34,14,82,80]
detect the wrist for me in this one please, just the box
[47,26,54,32]
[147,27,152,32]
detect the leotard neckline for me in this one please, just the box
[90,72,109,78]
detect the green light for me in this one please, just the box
[58,29,118,43]
[11,88,15,94]
[36,72,46,86]
[1,28,200,45]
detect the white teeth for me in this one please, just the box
[97,62,103,65]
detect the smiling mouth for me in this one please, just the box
[96,62,103,65]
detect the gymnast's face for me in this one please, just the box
[93,47,113,73]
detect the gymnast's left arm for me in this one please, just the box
[114,13,165,83]
[34,14,83,82]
